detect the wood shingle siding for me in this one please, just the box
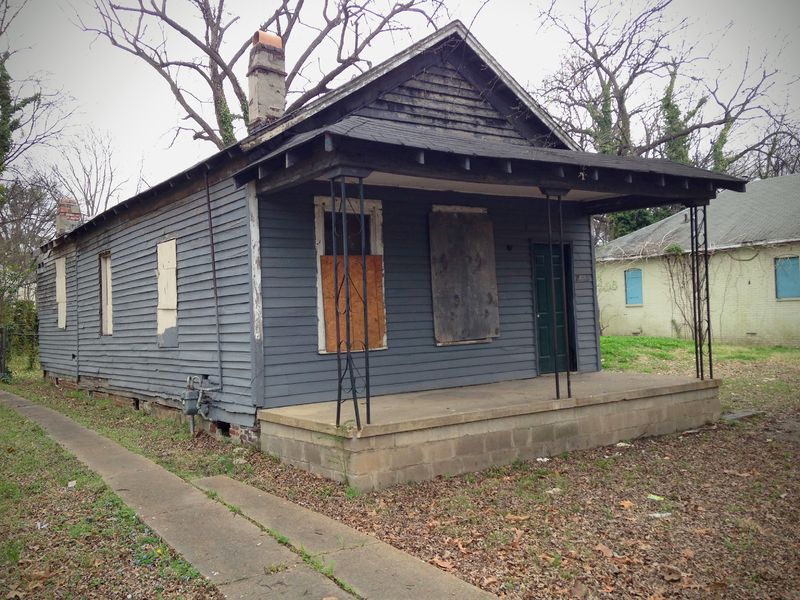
[354,62,531,145]
[259,186,600,408]
[37,175,255,425]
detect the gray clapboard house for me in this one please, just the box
[38,22,743,483]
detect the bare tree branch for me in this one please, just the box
[78,0,446,149]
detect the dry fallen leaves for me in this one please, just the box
[504,513,530,522]
[431,556,455,570]
[619,499,635,510]
[595,543,614,558]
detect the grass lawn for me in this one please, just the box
[0,400,222,599]
[2,337,799,599]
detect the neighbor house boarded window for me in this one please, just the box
[156,239,178,347]
[99,253,113,335]
[429,206,499,345]
[55,257,67,329]
[624,268,643,305]
[314,197,386,353]
[775,256,800,299]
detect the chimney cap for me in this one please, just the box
[253,30,282,49]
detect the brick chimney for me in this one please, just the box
[55,196,82,236]
[247,31,286,131]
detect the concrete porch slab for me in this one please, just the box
[260,372,719,437]
[258,372,721,491]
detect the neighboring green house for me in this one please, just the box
[596,174,800,347]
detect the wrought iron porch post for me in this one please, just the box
[340,177,362,429]
[545,194,561,399]
[331,180,344,425]
[689,206,700,378]
[702,206,713,379]
[557,195,573,398]
[359,177,372,424]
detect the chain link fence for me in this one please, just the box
[0,326,39,382]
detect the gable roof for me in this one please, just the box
[45,20,747,251]
[243,20,579,152]
[597,174,800,260]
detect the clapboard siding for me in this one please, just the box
[37,244,78,378]
[37,175,255,425]
[354,62,531,145]
[260,186,600,407]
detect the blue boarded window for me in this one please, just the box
[624,268,643,305]
[775,256,800,299]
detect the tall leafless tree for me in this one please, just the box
[535,0,792,170]
[51,129,126,219]
[79,0,447,149]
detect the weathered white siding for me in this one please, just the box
[597,242,800,346]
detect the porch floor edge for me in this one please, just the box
[257,374,720,438]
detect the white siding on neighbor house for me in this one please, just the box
[597,242,800,346]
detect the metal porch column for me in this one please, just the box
[689,204,713,380]
[329,175,371,428]
[545,194,561,399]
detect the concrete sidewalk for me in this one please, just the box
[0,390,346,600]
[0,390,495,600]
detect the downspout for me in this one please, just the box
[204,169,224,391]
[75,242,80,381]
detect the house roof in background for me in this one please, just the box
[597,174,800,260]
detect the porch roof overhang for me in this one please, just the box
[234,115,747,214]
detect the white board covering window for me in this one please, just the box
[156,239,178,347]
[55,257,66,329]
[99,253,113,336]
[429,206,500,345]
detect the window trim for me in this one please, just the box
[774,255,800,301]
[429,204,498,346]
[99,252,113,336]
[55,257,67,330]
[313,196,387,354]
[156,238,179,347]
[624,267,643,306]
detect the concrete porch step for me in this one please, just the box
[193,475,496,600]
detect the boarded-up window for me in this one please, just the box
[55,257,67,329]
[320,256,386,352]
[99,253,113,335]
[314,196,386,352]
[157,239,178,347]
[429,207,499,345]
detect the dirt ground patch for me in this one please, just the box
[3,340,799,599]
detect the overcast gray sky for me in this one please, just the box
[6,0,799,201]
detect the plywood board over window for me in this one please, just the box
[320,256,386,352]
[429,206,500,345]
[156,239,178,347]
[314,196,387,353]
[55,257,67,329]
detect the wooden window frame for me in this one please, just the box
[624,267,643,306]
[156,238,179,347]
[99,252,113,336]
[429,204,499,346]
[55,257,67,330]
[775,255,800,301]
[313,196,387,354]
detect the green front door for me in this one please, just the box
[532,243,573,374]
